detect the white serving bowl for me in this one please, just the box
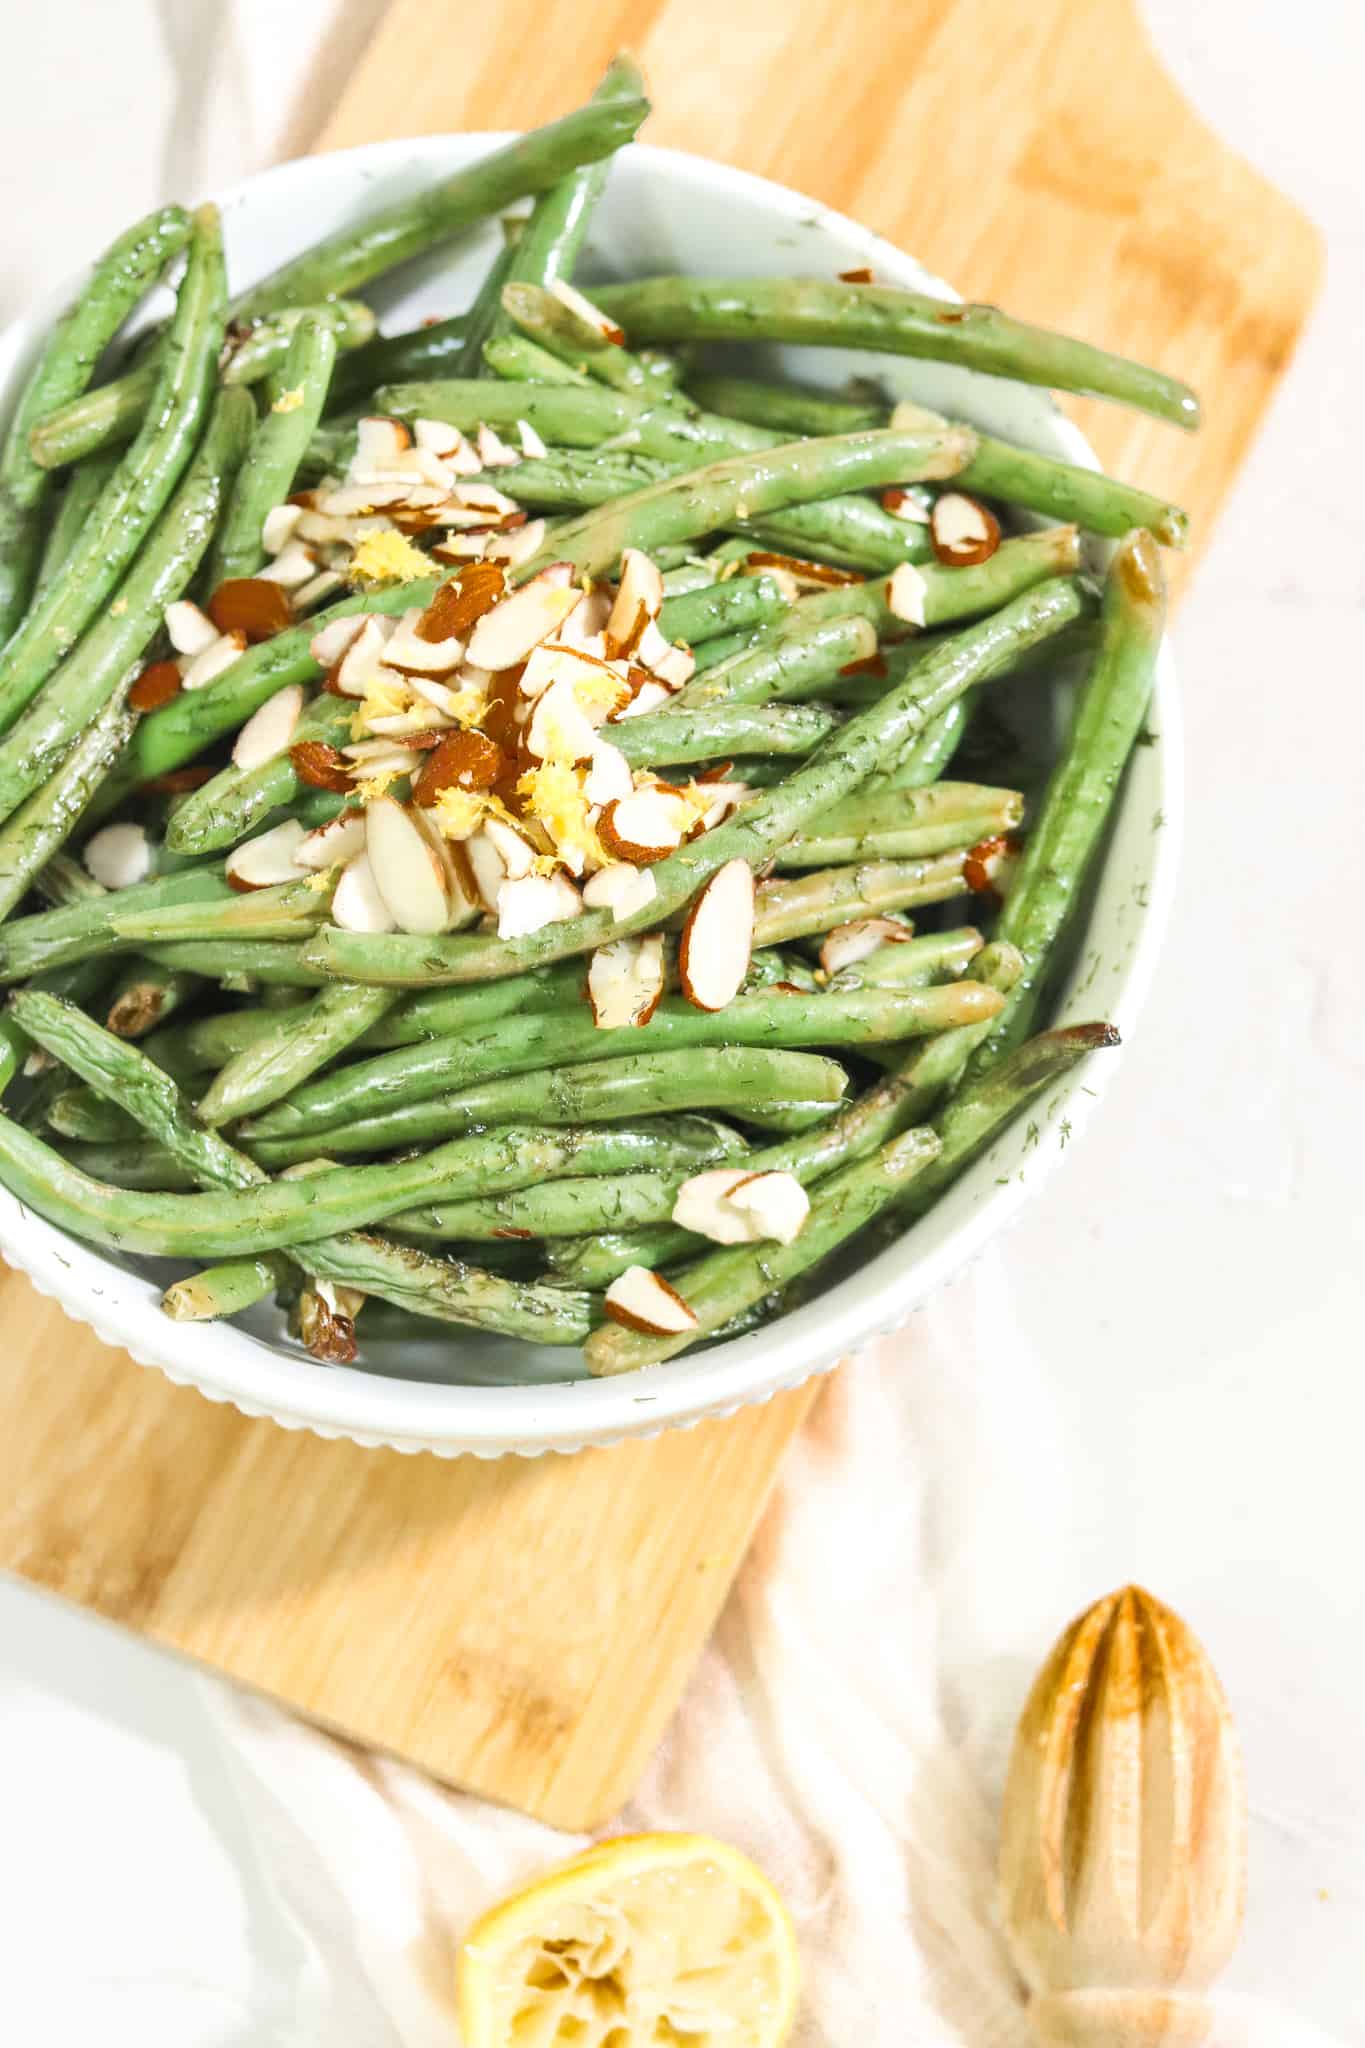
[0,139,1180,1457]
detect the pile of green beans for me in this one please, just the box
[0,55,1183,1375]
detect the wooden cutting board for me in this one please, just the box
[0,0,1319,1831]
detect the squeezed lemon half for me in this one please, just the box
[456,1830,801,2046]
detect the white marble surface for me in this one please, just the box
[1,1,1362,2040]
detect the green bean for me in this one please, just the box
[245,1047,847,1166]
[0,206,227,736]
[687,373,1188,545]
[240,981,1001,1143]
[686,373,883,439]
[656,574,789,647]
[964,530,1167,1078]
[206,314,339,586]
[31,451,119,599]
[0,690,136,921]
[393,1170,692,1242]
[61,1141,199,1190]
[140,938,326,986]
[331,314,473,406]
[834,926,985,991]
[196,981,399,1126]
[45,1087,137,1142]
[472,446,672,509]
[584,1124,944,1374]
[483,332,591,385]
[30,300,375,471]
[110,874,332,946]
[751,854,972,945]
[0,867,230,982]
[161,1256,286,1321]
[105,957,202,1038]
[34,849,106,907]
[593,276,1201,430]
[500,276,678,396]
[486,55,645,352]
[303,577,1086,990]
[774,782,1022,868]
[872,941,1026,1123]
[673,529,1083,712]
[0,205,191,640]
[233,96,650,324]
[612,700,836,768]
[0,384,253,829]
[689,628,765,675]
[450,239,520,382]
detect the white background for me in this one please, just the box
[0,1,1362,2041]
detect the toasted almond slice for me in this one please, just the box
[886,561,928,628]
[83,822,152,890]
[412,730,507,807]
[406,446,455,490]
[556,587,612,651]
[291,741,354,792]
[634,615,687,678]
[476,423,521,469]
[209,577,296,641]
[232,682,304,771]
[334,615,394,696]
[694,780,751,831]
[587,933,666,1030]
[678,859,755,1012]
[332,850,395,932]
[225,819,308,891]
[483,815,537,879]
[818,916,913,974]
[485,518,547,566]
[581,862,658,924]
[464,829,508,911]
[446,480,522,521]
[525,676,599,765]
[650,641,696,690]
[293,569,346,613]
[597,787,693,864]
[349,746,423,780]
[726,1170,810,1244]
[671,1167,758,1245]
[262,503,304,554]
[310,613,368,670]
[293,808,367,871]
[165,599,219,655]
[466,563,580,670]
[610,676,674,721]
[496,869,583,940]
[181,630,246,691]
[881,485,932,525]
[584,739,633,808]
[320,481,425,516]
[603,1265,698,1335]
[365,794,451,934]
[520,639,619,703]
[548,277,626,346]
[364,708,449,738]
[128,660,183,713]
[256,541,319,590]
[409,804,481,929]
[930,490,1001,567]
[517,418,548,459]
[352,418,413,474]
[604,548,664,660]
[415,418,474,466]
[964,830,1022,903]
[406,671,474,719]
[381,628,466,676]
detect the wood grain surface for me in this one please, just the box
[0,0,1320,1831]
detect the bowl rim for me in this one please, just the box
[0,135,1182,1456]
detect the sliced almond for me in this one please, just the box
[262,503,304,554]
[310,612,368,670]
[548,278,626,346]
[525,676,599,765]
[128,660,182,713]
[382,628,466,676]
[412,730,507,807]
[603,1265,698,1335]
[885,562,928,628]
[352,417,413,473]
[517,418,548,460]
[293,808,367,872]
[441,480,522,525]
[293,569,346,613]
[83,822,152,891]
[818,916,913,975]
[181,630,245,691]
[496,869,583,940]
[209,577,296,642]
[485,518,547,567]
[597,787,693,864]
[556,587,612,651]
[476,422,521,469]
[348,747,423,781]
[649,641,696,690]
[256,542,320,592]
[964,830,1022,903]
[671,1167,759,1245]
[318,481,427,516]
[483,815,538,879]
[930,490,1001,568]
[725,1170,810,1244]
[410,805,481,929]
[291,741,354,792]
[416,563,507,643]
[694,780,750,831]
[465,563,581,670]
[604,548,664,660]
[881,485,932,525]
[586,933,666,1030]
[610,677,674,721]
[581,862,658,924]
[232,682,304,771]
[519,639,629,711]
[584,739,633,808]
[333,615,394,696]
[415,418,477,471]
[165,600,218,656]
[226,818,309,891]
[464,829,510,911]
[364,794,452,934]
[332,851,395,932]
[678,859,755,1011]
